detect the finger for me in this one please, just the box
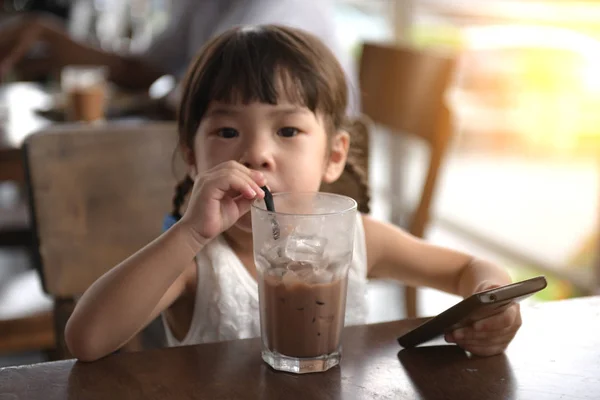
[198,172,255,200]
[249,170,267,187]
[455,330,517,349]
[228,169,265,199]
[234,195,255,216]
[214,160,254,176]
[206,171,260,200]
[214,161,266,190]
[456,338,513,352]
[452,322,518,341]
[228,173,260,200]
[224,187,258,202]
[472,304,520,332]
[453,327,512,341]
[461,343,508,357]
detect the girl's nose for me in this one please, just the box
[238,137,274,171]
[242,160,270,169]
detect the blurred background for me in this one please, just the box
[1,0,598,366]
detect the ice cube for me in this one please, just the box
[312,269,334,284]
[286,261,311,273]
[262,243,289,265]
[283,262,314,282]
[258,244,293,280]
[282,270,303,287]
[283,235,328,263]
[268,267,288,278]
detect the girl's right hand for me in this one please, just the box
[179,161,266,246]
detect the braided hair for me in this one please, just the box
[171,175,194,220]
[342,160,370,214]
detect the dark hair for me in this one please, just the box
[172,24,370,219]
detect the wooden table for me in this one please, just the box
[1,296,598,399]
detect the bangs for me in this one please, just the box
[211,64,313,110]
[179,25,348,147]
[206,28,327,111]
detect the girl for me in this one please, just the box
[65,25,521,361]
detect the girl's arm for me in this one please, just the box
[65,161,266,362]
[362,215,511,295]
[65,222,201,362]
[0,14,164,88]
[362,214,520,356]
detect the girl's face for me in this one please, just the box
[187,100,349,231]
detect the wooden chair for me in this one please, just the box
[0,149,30,247]
[0,151,52,357]
[358,42,456,318]
[23,122,181,358]
[0,253,55,356]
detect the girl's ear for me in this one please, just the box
[323,130,350,183]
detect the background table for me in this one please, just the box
[0,82,153,182]
[0,296,598,399]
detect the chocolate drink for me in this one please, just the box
[259,263,349,358]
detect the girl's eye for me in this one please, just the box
[277,127,299,137]
[217,128,239,138]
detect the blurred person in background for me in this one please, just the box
[1,0,70,20]
[0,0,359,118]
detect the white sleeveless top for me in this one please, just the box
[162,214,369,347]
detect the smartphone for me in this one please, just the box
[397,276,547,348]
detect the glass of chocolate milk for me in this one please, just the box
[251,192,357,374]
[61,66,107,123]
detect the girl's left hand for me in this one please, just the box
[444,285,522,357]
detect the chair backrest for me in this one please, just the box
[360,42,455,238]
[24,122,182,297]
[359,42,455,318]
